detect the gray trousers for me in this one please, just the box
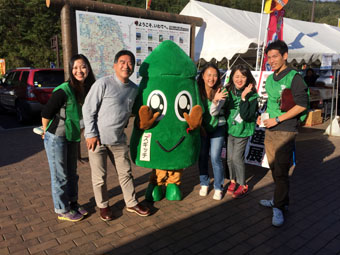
[88,143,138,208]
[227,135,249,186]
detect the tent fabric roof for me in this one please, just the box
[180,0,340,63]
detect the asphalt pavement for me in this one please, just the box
[1,117,340,255]
[0,112,41,130]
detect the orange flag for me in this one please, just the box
[0,59,5,75]
[264,0,288,14]
[146,0,152,10]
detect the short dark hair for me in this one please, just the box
[226,64,257,95]
[265,40,288,56]
[114,50,135,67]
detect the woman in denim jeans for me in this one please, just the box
[42,54,95,222]
[197,63,228,200]
[215,64,258,199]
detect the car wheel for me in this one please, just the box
[15,101,29,123]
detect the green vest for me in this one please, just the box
[226,90,258,138]
[49,82,81,142]
[266,70,309,122]
[202,98,226,133]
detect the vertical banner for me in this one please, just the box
[262,9,285,71]
[338,18,340,28]
[244,126,269,168]
[0,59,5,76]
[264,0,273,14]
[244,71,273,168]
[146,0,152,10]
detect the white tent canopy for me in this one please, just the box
[180,0,340,64]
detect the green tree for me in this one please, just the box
[0,0,60,69]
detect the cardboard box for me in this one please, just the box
[304,109,323,126]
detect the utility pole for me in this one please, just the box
[50,34,60,68]
[311,0,316,22]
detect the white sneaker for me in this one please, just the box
[272,207,284,227]
[213,190,223,200]
[199,186,209,196]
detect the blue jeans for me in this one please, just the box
[44,131,79,214]
[227,135,249,186]
[199,125,225,190]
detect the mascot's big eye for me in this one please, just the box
[174,90,192,121]
[146,90,167,121]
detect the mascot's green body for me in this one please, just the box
[130,40,203,201]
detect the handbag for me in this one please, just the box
[279,88,296,112]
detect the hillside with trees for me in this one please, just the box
[0,0,339,70]
[113,0,340,26]
[0,0,60,71]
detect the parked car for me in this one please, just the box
[0,67,64,122]
[0,70,10,85]
[315,69,340,87]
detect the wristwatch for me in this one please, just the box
[275,117,281,124]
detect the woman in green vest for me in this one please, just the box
[224,64,258,198]
[42,54,95,222]
[197,63,228,200]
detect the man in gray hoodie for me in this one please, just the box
[83,50,150,221]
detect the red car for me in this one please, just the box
[0,67,64,122]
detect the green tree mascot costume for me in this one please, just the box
[130,40,203,201]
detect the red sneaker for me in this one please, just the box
[227,182,237,195]
[232,185,248,199]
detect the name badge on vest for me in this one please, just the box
[234,113,243,124]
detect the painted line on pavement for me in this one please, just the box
[0,125,37,132]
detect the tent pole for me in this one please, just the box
[329,69,337,136]
[239,57,255,70]
[230,54,241,69]
[260,14,271,71]
[335,70,339,117]
[256,0,266,71]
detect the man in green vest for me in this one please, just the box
[258,40,309,227]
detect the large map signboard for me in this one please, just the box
[76,10,191,84]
